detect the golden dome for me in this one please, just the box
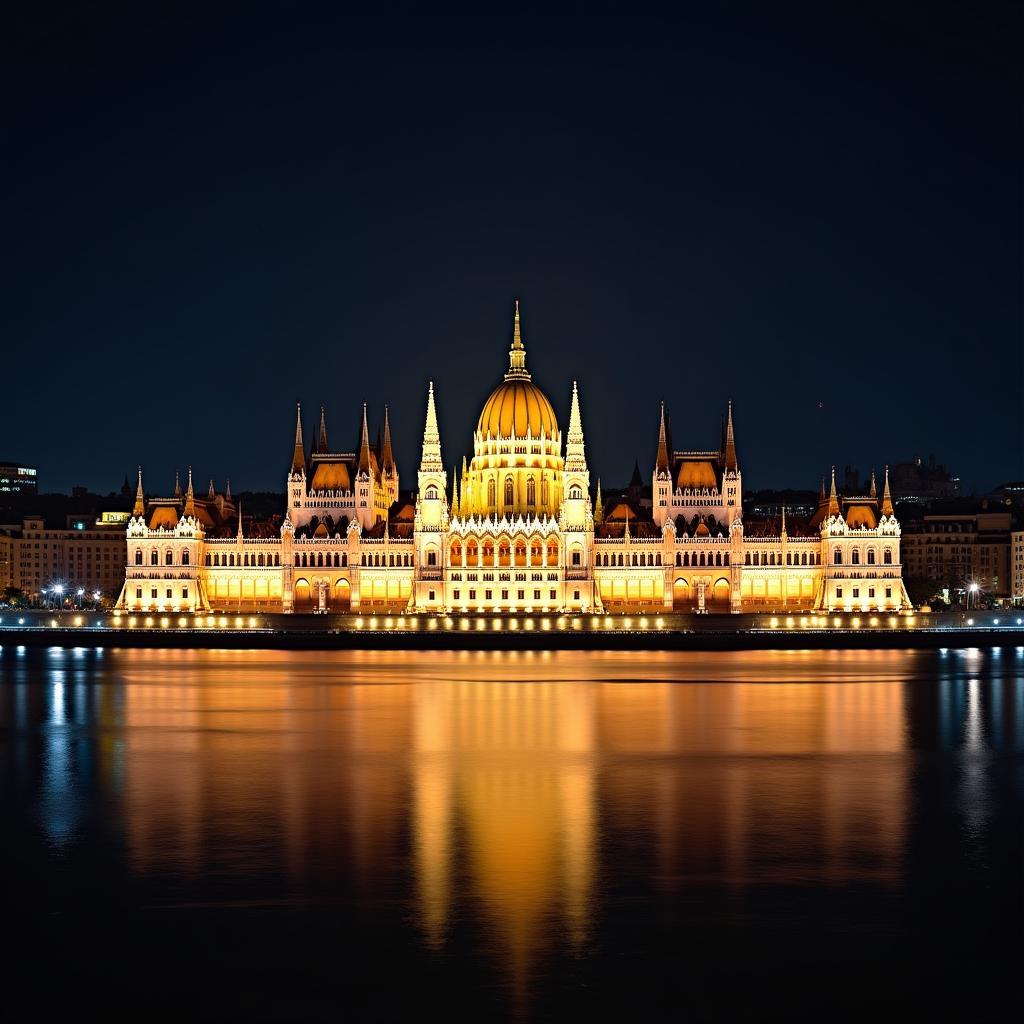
[845,503,878,529]
[476,299,560,440]
[309,459,351,492]
[477,378,559,439]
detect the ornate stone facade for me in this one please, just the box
[116,303,911,615]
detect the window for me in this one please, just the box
[427,551,437,566]
[884,549,892,564]
[453,589,460,600]
[182,550,190,565]
[569,485,582,500]
[485,589,492,600]
[182,587,188,599]
[428,590,435,601]
[868,587,875,598]
[469,589,476,600]
[851,549,860,565]
[853,587,860,599]
[136,587,142,599]
[151,550,158,565]
[834,550,842,565]
[867,549,876,565]
[574,590,580,600]
[517,590,524,600]
[504,477,514,505]
[533,589,540,600]
[572,550,581,566]
[550,589,556,600]
[135,549,142,565]
[501,589,509,600]
[885,587,892,599]
[425,486,438,500]
[836,586,843,599]
[527,478,536,505]
[165,549,173,565]
[488,479,496,506]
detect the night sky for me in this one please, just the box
[6,3,1021,497]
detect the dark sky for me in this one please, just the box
[5,2,1022,497]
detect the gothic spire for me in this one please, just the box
[828,465,840,517]
[869,469,877,498]
[382,405,396,477]
[881,465,894,516]
[724,401,738,472]
[419,381,443,471]
[451,466,459,518]
[318,405,328,454]
[291,403,306,474]
[184,466,195,518]
[358,402,372,477]
[594,479,604,524]
[207,478,215,501]
[237,499,244,540]
[565,380,587,472]
[505,298,530,380]
[173,469,182,500]
[781,504,787,537]
[133,466,145,518]
[460,455,468,517]
[656,401,670,474]
[225,478,232,502]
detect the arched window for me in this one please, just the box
[259,553,265,567]
[786,553,791,565]
[389,554,394,567]
[568,485,582,500]
[851,549,860,565]
[753,552,759,566]
[801,552,807,566]
[229,554,235,566]
[541,479,549,505]
[527,478,536,505]
[295,554,300,566]
[883,548,892,565]
[341,553,347,567]
[504,477,514,506]
[676,552,682,566]
[425,486,438,500]
[716,552,722,566]
[656,553,662,565]
[618,554,624,566]
[427,550,437,566]
[302,553,308,567]
[135,549,143,565]
[165,549,173,565]
[684,552,690,567]
[834,550,843,565]
[488,479,496,507]
[571,550,581,566]
[205,554,210,566]
[867,549,876,565]
[745,553,750,566]
[723,553,729,566]
[317,553,323,567]
[182,550,190,565]
[699,552,706,566]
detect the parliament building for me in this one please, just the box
[117,303,910,616]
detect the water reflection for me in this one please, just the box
[1,646,1022,1017]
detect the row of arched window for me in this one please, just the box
[835,548,892,565]
[450,538,559,567]
[136,548,190,566]
[205,552,281,567]
[597,551,663,567]
[746,551,820,566]
[677,551,729,567]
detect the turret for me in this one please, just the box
[290,403,306,476]
[562,380,591,531]
[317,406,328,454]
[653,401,672,526]
[183,466,195,519]
[881,465,895,518]
[416,381,447,530]
[355,403,375,529]
[132,466,145,519]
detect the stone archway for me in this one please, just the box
[710,576,731,610]
[673,577,691,610]
[332,578,351,611]
[293,577,313,612]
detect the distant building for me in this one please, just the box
[901,507,1013,602]
[0,462,38,495]
[889,455,959,504]
[1,514,128,602]
[1012,529,1024,606]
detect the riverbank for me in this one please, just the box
[1,608,1021,650]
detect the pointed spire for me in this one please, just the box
[237,499,244,540]
[828,465,840,517]
[207,478,215,501]
[358,402,372,476]
[820,476,827,504]
[133,466,145,518]
[594,479,604,524]
[451,466,459,518]
[656,401,670,474]
[565,380,587,472]
[724,401,738,472]
[869,469,877,498]
[419,381,443,472]
[291,403,306,474]
[173,469,182,500]
[318,405,328,454]
[382,405,396,476]
[184,466,195,518]
[460,455,468,516]
[881,465,894,516]
[505,298,530,380]
[780,504,787,537]
[624,504,631,540]
[225,478,232,503]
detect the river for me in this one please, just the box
[2,646,1021,1020]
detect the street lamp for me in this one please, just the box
[53,583,64,609]
[76,587,85,608]
[968,582,979,610]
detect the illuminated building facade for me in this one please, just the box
[116,303,909,615]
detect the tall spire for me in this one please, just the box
[382,405,396,477]
[173,469,182,500]
[291,403,306,474]
[133,466,145,518]
[828,465,840,517]
[184,466,195,518]
[594,479,604,524]
[451,466,460,518]
[460,455,468,517]
[724,401,738,472]
[207,478,215,501]
[869,469,877,498]
[819,476,827,504]
[565,380,587,472]
[419,381,443,471]
[237,499,244,540]
[780,504,787,537]
[318,405,328,454]
[881,465,894,516]
[358,402,372,477]
[225,478,232,503]
[656,401,670,474]
[505,298,530,380]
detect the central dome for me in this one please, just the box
[475,299,560,440]
[477,378,559,439]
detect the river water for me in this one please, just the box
[2,646,1021,1020]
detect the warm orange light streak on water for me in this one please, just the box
[107,648,917,1001]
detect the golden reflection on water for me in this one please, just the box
[108,649,912,994]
